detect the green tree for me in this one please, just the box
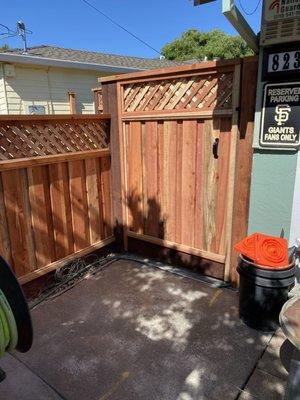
[0,44,9,52]
[162,29,253,61]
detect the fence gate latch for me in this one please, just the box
[213,138,219,159]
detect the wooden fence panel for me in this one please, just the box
[0,115,113,284]
[100,57,257,283]
[0,152,113,283]
[124,118,232,259]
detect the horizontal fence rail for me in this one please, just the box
[0,115,113,283]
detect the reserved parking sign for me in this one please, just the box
[260,82,300,149]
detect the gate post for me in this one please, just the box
[230,57,258,286]
[101,80,127,252]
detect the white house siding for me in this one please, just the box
[1,63,101,114]
[0,65,8,114]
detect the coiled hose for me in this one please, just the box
[0,289,18,357]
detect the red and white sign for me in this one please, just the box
[264,0,300,21]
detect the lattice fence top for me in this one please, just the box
[0,116,110,160]
[123,72,233,113]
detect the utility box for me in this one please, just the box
[261,0,300,47]
[256,0,300,150]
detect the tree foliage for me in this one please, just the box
[0,44,9,52]
[162,29,253,61]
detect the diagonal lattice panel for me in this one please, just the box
[0,117,110,160]
[123,72,233,113]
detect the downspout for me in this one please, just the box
[46,66,55,114]
[1,64,9,115]
[222,0,259,53]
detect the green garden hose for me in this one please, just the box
[0,289,18,357]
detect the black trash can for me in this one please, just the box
[237,255,296,332]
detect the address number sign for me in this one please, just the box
[268,51,300,73]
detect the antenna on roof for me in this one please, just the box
[17,21,29,53]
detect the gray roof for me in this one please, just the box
[1,45,190,70]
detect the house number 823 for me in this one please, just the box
[268,51,300,73]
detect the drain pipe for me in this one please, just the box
[222,0,259,53]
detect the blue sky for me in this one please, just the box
[1,0,262,58]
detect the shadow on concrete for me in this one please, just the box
[0,259,289,400]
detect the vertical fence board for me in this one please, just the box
[49,162,74,259]
[28,166,56,268]
[2,170,33,276]
[85,158,103,244]
[144,121,159,237]
[169,122,177,242]
[0,175,12,265]
[161,121,169,240]
[175,122,183,244]
[157,121,165,239]
[181,120,197,246]
[203,120,218,252]
[165,121,177,241]
[194,121,204,250]
[127,121,143,233]
[100,156,113,237]
[214,118,232,255]
[141,123,147,235]
[20,170,36,272]
[69,160,90,252]
[126,122,133,231]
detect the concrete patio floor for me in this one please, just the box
[0,259,290,399]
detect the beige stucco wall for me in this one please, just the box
[0,63,104,114]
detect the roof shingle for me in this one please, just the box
[2,45,195,70]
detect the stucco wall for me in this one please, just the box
[248,150,297,240]
[0,63,103,114]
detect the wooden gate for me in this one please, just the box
[100,57,258,285]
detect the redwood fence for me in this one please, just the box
[0,115,113,284]
[98,56,258,285]
[0,56,258,287]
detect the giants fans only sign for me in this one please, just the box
[264,0,300,21]
[260,82,300,148]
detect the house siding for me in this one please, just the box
[3,64,102,114]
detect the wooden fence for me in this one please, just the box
[0,57,258,286]
[0,115,113,284]
[99,57,258,285]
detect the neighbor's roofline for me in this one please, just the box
[0,53,146,73]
